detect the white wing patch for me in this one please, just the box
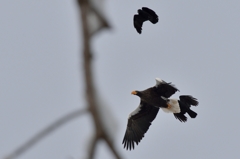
[128,104,142,119]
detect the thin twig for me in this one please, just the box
[4,108,87,159]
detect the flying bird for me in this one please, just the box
[161,95,199,122]
[173,95,198,122]
[133,7,158,34]
[122,78,179,150]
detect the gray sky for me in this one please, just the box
[1,0,240,159]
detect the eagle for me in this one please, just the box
[122,78,179,150]
[133,7,158,34]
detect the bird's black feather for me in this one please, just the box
[155,82,179,98]
[179,95,199,106]
[122,101,159,150]
[174,95,198,122]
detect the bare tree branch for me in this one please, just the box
[77,0,122,159]
[4,108,87,159]
[78,0,103,135]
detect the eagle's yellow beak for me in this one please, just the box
[131,91,137,95]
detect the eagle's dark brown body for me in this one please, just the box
[134,87,168,108]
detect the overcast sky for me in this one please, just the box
[1,0,240,159]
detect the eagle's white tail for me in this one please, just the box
[162,99,180,113]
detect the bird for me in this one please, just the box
[173,95,198,122]
[122,78,179,150]
[161,95,199,122]
[133,7,158,34]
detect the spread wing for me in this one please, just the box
[174,113,187,122]
[133,14,147,34]
[179,95,199,106]
[122,101,159,150]
[155,78,179,98]
[141,7,158,24]
[133,7,158,34]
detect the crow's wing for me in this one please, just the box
[179,95,199,106]
[142,7,158,24]
[133,14,148,34]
